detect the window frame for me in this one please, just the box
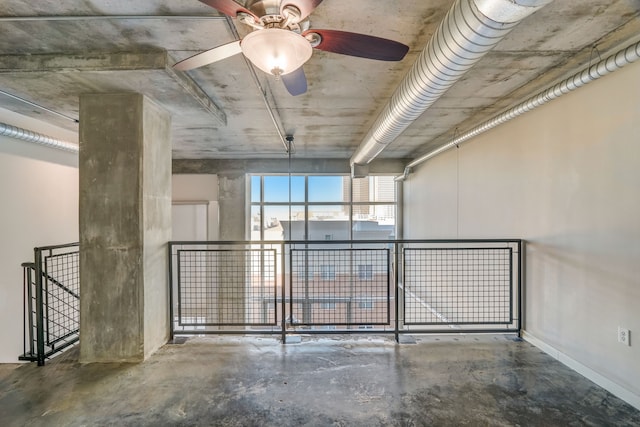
[249,174,397,241]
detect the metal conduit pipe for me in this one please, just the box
[350,0,552,167]
[0,15,225,22]
[224,16,291,153]
[0,122,78,153]
[398,40,640,178]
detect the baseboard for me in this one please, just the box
[522,331,640,411]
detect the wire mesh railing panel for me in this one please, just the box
[176,247,278,327]
[19,243,80,365]
[44,251,80,346]
[403,247,513,326]
[169,239,521,338]
[289,247,391,327]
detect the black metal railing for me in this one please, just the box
[289,242,393,328]
[19,239,521,364]
[169,239,522,342]
[20,243,80,365]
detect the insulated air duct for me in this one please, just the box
[350,0,552,167]
[402,40,640,171]
[0,122,78,153]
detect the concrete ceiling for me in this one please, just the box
[0,1,638,161]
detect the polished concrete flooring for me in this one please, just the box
[0,334,638,426]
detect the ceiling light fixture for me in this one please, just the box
[241,28,312,78]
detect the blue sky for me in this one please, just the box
[251,175,345,203]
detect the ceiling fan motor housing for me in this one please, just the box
[243,0,308,31]
[246,0,283,16]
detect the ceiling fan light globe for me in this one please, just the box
[241,29,312,77]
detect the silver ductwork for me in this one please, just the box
[0,122,78,153]
[350,0,552,167]
[402,40,640,171]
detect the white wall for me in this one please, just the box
[404,60,640,407]
[0,114,79,363]
[0,123,218,362]
[171,174,219,240]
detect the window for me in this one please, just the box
[297,265,314,279]
[358,264,373,280]
[320,265,336,280]
[264,175,304,202]
[308,176,345,202]
[249,174,396,241]
[320,302,337,310]
[358,300,374,310]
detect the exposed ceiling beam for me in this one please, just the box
[0,51,227,126]
[165,56,227,126]
[0,52,167,72]
[173,158,408,175]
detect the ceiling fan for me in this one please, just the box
[174,0,410,96]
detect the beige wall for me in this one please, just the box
[172,174,219,240]
[404,60,640,406]
[0,130,79,363]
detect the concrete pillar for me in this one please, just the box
[217,172,246,324]
[218,172,246,240]
[79,93,171,363]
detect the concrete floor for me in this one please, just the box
[0,335,638,426]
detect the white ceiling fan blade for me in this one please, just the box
[173,40,242,71]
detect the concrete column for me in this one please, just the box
[217,172,246,324]
[79,93,171,363]
[218,172,246,240]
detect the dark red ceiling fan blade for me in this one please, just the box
[281,0,323,21]
[281,66,308,96]
[303,29,409,61]
[199,0,259,20]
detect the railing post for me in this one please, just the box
[517,240,523,337]
[281,242,287,344]
[21,263,35,358]
[394,242,400,343]
[34,248,46,366]
[168,242,174,342]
